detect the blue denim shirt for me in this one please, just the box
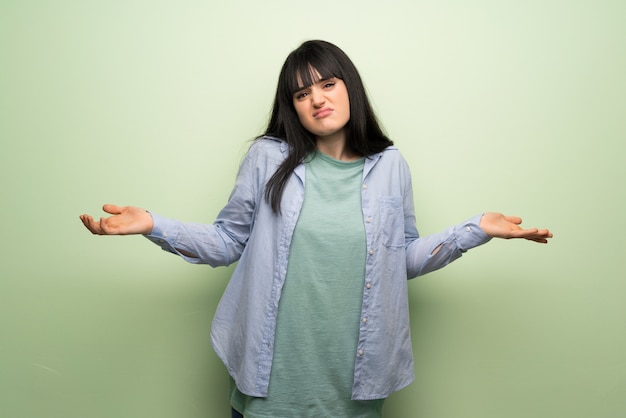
[145,136,491,400]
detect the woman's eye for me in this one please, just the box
[295,92,308,100]
[324,82,335,88]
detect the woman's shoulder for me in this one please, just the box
[240,136,289,169]
[377,145,407,164]
[381,144,400,154]
[248,135,287,155]
[370,145,413,177]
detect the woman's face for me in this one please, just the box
[292,73,350,142]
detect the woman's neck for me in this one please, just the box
[315,133,360,161]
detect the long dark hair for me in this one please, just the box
[262,40,393,213]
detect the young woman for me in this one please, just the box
[80,40,552,418]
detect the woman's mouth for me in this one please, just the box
[313,108,333,118]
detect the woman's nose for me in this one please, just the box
[311,89,325,106]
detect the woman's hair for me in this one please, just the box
[262,40,393,213]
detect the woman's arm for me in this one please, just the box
[78,140,276,265]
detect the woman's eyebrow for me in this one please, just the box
[293,85,309,95]
[293,77,336,95]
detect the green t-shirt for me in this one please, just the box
[231,151,384,417]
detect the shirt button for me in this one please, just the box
[368,249,374,255]
[365,216,372,223]
[358,349,364,356]
[362,184,367,190]
[365,282,372,289]
[361,317,368,323]
[465,226,471,232]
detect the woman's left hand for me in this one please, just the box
[479,212,553,244]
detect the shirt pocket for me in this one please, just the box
[378,196,405,248]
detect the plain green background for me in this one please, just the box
[1,1,625,417]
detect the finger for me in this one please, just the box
[509,227,539,238]
[503,215,523,225]
[527,229,552,238]
[98,217,113,234]
[80,214,102,234]
[79,214,90,229]
[526,238,548,244]
[540,229,553,238]
[102,204,123,215]
[524,228,553,243]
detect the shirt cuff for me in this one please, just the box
[143,212,181,254]
[454,213,492,252]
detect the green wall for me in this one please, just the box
[2,1,625,417]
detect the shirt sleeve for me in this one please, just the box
[142,212,236,266]
[142,144,260,267]
[406,213,492,278]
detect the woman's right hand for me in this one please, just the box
[79,204,154,235]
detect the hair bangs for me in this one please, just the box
[286,51,343,96]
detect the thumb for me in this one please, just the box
[102,203,124,215]
[503,215,523,225]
